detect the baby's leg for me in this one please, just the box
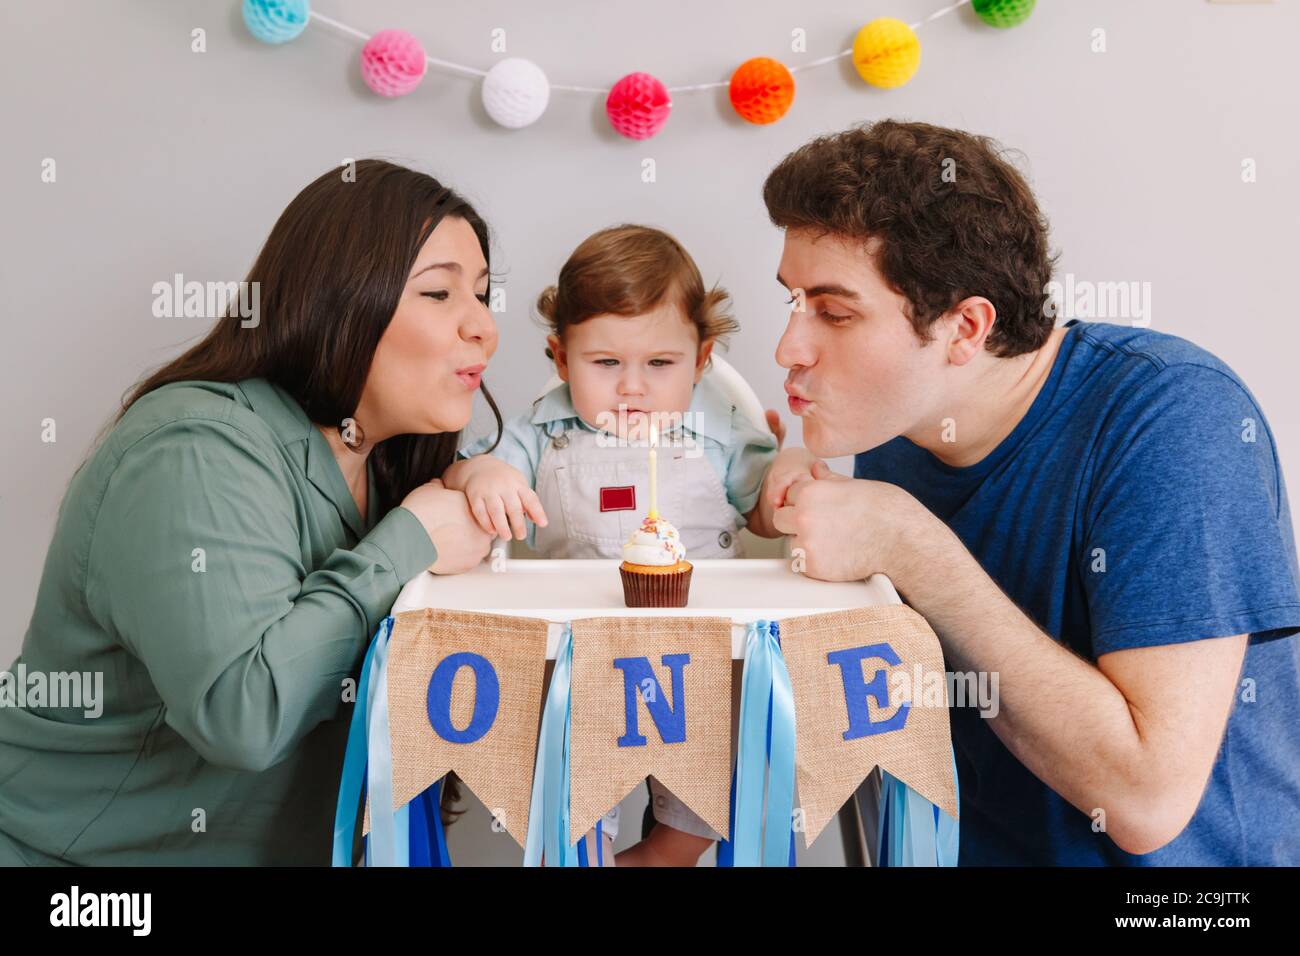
[574,824,617,866]
[645,780,720,865]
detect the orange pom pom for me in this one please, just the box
[728,57,794,125]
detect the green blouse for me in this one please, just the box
[0,378,438,864]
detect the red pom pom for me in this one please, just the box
[605,72,672,140]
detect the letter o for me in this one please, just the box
[426,652,500,744]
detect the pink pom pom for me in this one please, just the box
[360,29,427,97]
[605,72,671,140]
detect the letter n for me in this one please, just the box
[613,654,689,746]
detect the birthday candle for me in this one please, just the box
[648,421,658,520]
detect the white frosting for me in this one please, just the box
[622,515,686,566]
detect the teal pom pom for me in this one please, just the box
[972,0,1036,29]
[243,0,310,44]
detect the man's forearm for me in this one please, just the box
[887,517,1164,846]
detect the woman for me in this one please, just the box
[0,160,498,864]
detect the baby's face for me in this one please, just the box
[549,302,710,440]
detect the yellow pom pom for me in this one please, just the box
[852,17,921,89]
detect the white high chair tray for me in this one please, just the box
[392,559,903,659]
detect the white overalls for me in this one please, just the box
[532,419,739,845]
[532,421,744,560]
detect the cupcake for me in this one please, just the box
[619,514,693,607]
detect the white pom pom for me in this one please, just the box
[481,58,550,129]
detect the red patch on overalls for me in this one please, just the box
[599,485,636,512]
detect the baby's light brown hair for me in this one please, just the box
[538,224,739,363]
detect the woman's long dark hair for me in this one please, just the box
[110,159,503,516]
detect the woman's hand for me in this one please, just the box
[454,455,548,541]
[400,478,494,574]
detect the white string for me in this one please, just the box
[307,0,972,96]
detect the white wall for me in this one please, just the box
[4,0,1298,865]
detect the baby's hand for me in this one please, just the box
[459,456,548,541]
[764,446,823,511]
[764,408,787,450]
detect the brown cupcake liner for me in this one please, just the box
[620,563,693,607]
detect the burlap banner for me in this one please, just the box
[781,605,958,844]
[567,616,733,845]
[353,603,956,857]
[364,608,548,847]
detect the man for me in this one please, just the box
[755,119,1300,865]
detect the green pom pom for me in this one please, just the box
[973,0,1036,29]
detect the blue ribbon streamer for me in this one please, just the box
[332,616,453,868]
[936,749,960,865]
[409,782,431,867]
[363,618,405,866]
[728,619,798,867]
[716,765,738,867]
[523,623,581,867]
[732,620,770,865]
[432,780,452,866]
[765,622,797,867]
[407,778,451,867]
[332,617,389,867]
[877,748,960,866]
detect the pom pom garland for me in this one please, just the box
[482,58,551,129]
[242,1,1035,132]
[242,0,310,45]
[728,57,795,125]
[972,0,1037,29]
[852,18,922,89]
[605,72,672,140]
[360,29,427,98]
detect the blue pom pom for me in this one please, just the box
[243,0,310,45]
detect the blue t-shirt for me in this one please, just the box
[855,319,1300,865]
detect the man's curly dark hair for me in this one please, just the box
[763,119,1058,358]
